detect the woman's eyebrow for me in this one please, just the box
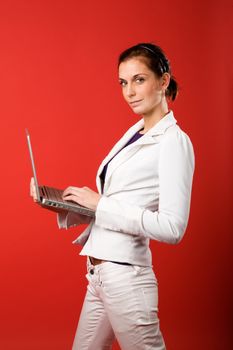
[119,73,148,80]
[134,73,147,77]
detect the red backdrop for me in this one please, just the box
[0,0,232,349]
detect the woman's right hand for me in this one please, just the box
[30,177,38,202]
[29,178,91,223]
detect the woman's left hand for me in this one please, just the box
[62,186,101,211]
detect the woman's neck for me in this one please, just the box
[140,103,169,134]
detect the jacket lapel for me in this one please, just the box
[96,118,144,192]
[96,111,177,193]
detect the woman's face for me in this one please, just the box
[118,57,166,116]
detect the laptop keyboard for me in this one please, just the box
[40,185,95,217]
[43,186,64,202]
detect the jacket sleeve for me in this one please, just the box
[57,212,91,229]
[95,130,195,244]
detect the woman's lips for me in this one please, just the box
[129,99,142,107]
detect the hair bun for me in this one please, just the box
[166,76,178,101]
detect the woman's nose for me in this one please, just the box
[126,83,136,97]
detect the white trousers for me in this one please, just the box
[72,259,166,350]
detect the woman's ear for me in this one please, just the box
[161,73,170,91]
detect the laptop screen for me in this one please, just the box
[26,129,41,202]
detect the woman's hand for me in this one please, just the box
[62,186,101,211]
[30,177,38,202]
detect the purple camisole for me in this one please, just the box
[100,130,144,187]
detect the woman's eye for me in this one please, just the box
[119,80,127,87]
[135,77,145,83]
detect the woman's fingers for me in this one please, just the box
[30,177,38,201]
[62,194,80,203]
[62,186,83,197]
[62,186,101,210]
[62,187,87,203]
[62,187,86,206]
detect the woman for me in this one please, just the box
[30,43,195,349]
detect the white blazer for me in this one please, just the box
[58,111,195,266]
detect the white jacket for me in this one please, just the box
[58,111,195,266]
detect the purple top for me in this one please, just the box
[100,130,144,187]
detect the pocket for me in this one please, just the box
[85,272,92,283]
[142,285,159,321]
[136,283,159,325]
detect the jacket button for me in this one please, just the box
[90,269,94,275]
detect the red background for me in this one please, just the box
[0,1,232,349]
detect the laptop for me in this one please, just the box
[26,129,95,217]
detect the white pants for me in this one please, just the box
[72,259,166,350]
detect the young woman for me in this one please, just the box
[30,43,195,349]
